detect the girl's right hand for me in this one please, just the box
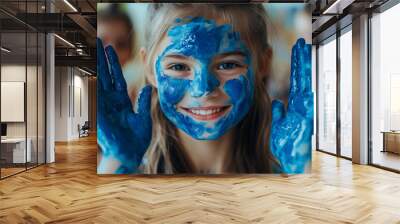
[97,38,152,174]
[270,38,313,174]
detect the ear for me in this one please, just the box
[140,47,157,88]
[259,47,273,80]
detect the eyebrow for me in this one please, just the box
[162,51,247,61]
[163,54,190,60]
[216,51,247,58]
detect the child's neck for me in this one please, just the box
[178,129,234,174]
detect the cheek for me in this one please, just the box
[157,76,190,106]
[222,72,254,106]
[155,56,189,106]
[223,77,245,102]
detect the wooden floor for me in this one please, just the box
[0,135,400,224]
[372,150,400,171]
[1,163,44,178]
[1,167,26,178]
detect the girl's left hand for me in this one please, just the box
[270,38,313,174]
[97,38,153,174]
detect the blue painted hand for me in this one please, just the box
[97,38,152,174]
[270,38,313,174]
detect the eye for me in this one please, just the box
[217,62,240,70]
[169,63,190,71]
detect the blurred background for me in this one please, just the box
[97,3,311,103]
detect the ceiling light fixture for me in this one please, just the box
[1,47,11,53]
[54,34,75,48]
[78,67,93,76]
[322,0,343,14]
[322,0,355,15]
[63,0,78,12]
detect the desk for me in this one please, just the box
[381,131,400,154]
[1,138,31,163]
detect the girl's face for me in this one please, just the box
[154,17,255,140]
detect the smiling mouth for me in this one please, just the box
[180,105,231,121]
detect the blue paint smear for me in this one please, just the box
[155,17,254,140]
[97,86,153,173]
[97,37,153,173]
[270,38,313,174]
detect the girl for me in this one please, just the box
[97,3,312,174]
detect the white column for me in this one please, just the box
[45,1,55,163]
[46,33,55,163]
[352,14,369,164]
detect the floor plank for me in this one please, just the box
[0,135,399,224]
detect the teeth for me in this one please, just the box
[189,108,223,115]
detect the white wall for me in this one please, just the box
[55,66,69,141]
[1,65,26,136]
[72,73,89,138]
[54,67,89,141]
[1,65,35,138]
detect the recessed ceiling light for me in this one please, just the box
[54,34,75,48]
[322,0,354,15]
[63,0,78,12]
[1,47,11,53]
[78,67,93,76]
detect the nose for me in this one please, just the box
[189,67,220,97]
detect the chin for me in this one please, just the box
[195,132,222,141]
[181,120,234,141]
[187,130,226,141]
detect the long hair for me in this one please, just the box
[141,3,281,173]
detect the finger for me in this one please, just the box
[271,100,285,123]
[137,85,152,115]
[97,38,112,90]
[297,40,311,93]
[289,40,299,97]
[105,46,127,91]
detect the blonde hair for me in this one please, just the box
[142,3,281,173]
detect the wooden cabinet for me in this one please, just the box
[382,132,400,154]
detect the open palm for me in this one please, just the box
[97,38,152,174]
[270,38,313,174]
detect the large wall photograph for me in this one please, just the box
[97,3,313,174]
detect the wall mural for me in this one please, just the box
[97,3,313,174]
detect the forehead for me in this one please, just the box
[159,17,248,59]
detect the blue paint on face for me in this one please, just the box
[189,65,220,98]
[155,17,254,140]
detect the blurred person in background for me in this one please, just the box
[98,3,144,101]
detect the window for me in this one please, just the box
[317,36,337,154]
[0,0,47,179]
[370,3,400,171]
[339,28,352,158]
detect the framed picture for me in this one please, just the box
[97,3,313,174]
